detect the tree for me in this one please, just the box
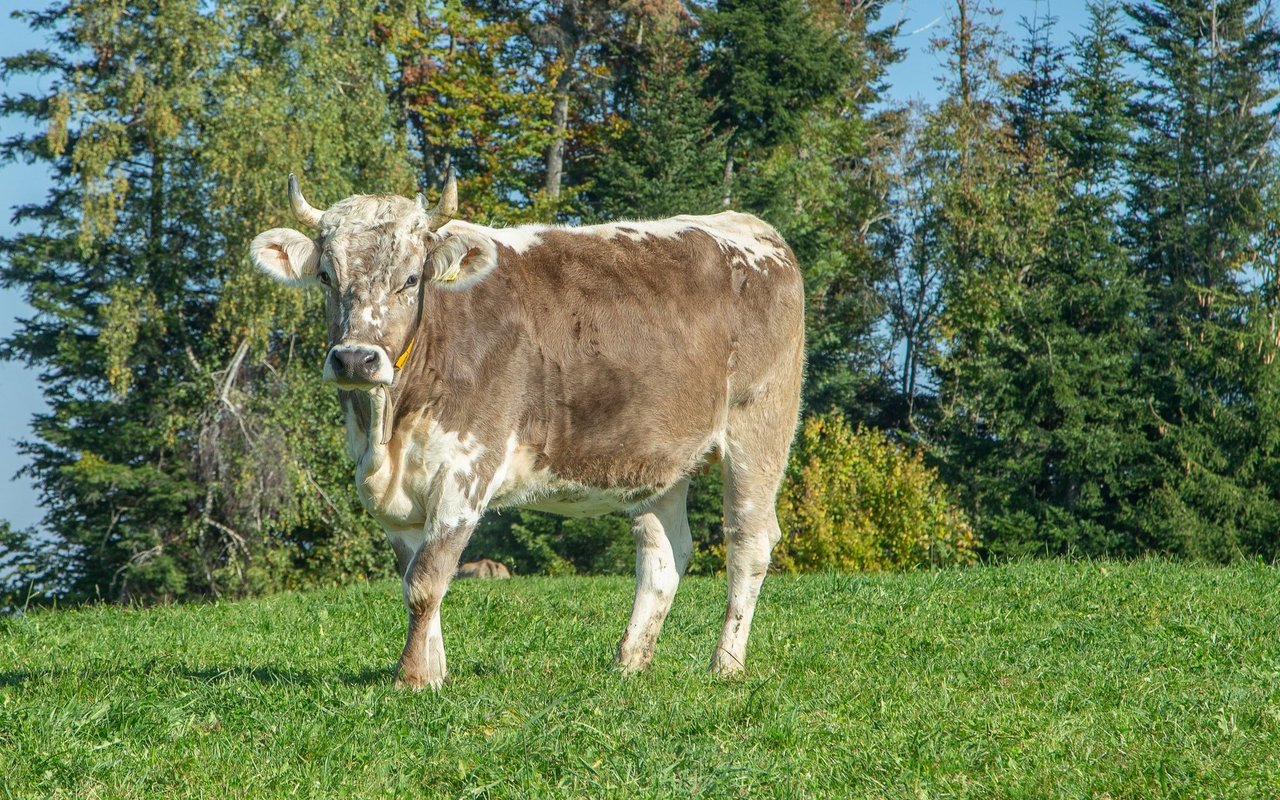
[467,0,692,207]
[586,27,727,220]
[917,0,1068,540]
[700,0,852,207]
[1122,0,1280,559]
[395,0,554,222]
[1,0,415,601]
[986,0,1150,555]
[928,1,1156,556]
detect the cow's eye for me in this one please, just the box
[401,273,420,292]
[318,272,331,286]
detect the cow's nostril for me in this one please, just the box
[362,352,377,365]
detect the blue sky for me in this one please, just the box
[0,0,1089,532]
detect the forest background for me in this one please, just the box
[2,0,1279,606]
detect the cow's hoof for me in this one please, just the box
[708,651,746,678]
[614,657,652,676]
[395,669,446,691]
[615,639,655,675]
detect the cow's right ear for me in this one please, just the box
[250,228,321,286]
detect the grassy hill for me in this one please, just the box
[3,560,1280,798]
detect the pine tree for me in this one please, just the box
[1123,0,1280,559]
[919,0,1067,541]
[700,0,852,207]
[959,0,1151,555]
[587,27,727,220]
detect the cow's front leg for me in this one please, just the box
[617,478,692,673]
[396,524,473,690]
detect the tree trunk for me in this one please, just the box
[721,153,735,207]
[543,66,575,199]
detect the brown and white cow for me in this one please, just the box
[456,559,511,579]
[250,171,804,689]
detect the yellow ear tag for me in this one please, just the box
[394,338,415,370]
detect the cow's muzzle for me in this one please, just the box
[324,343,394,387]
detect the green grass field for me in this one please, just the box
[4,560,1280,798]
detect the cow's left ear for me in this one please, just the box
[429,229,498,290]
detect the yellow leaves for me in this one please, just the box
[47,93,71,157]
[71,119,130,252]
[213,265,311,348]
[774,412,979,573]
[100,283,159,398]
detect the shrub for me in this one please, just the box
[774,413,978,572]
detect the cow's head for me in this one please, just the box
[249,171,496,389]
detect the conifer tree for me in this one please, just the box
[586,28,727,220]
[921,0,1065,541]
[1123,0,1280,559]
[957,0,1151,555]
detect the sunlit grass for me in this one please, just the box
[4,560,1280,798]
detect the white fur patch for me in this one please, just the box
[485,436,657,517]
[442,211,791,273]
[348,402,486,535]
[466,223,545,255]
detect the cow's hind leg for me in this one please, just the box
[711,381,798,676]
[397,526,472,690]
[616,477,692,673]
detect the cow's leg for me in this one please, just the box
[386,529,421,578]
[396,525,473,690]
[616,477,692,673]
[711,376,799,676]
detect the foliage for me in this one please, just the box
[702,0,851,157]
[0,523,63,613]
[917,1,1156,557]
[0,0,412,603]
[396,0,554,221]
[877,0,1280,563]
[585,30,727,220]
[774,413,978,571]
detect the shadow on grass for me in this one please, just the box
[181,664,391,687]
[0,664,394,688]
[0,670,31,687]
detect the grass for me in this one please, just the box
[3,559,1280,798]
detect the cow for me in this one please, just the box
[249,170,804,689]
[456,559,511,579]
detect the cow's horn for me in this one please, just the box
[427,167,458,231]
[288,173,324,228]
